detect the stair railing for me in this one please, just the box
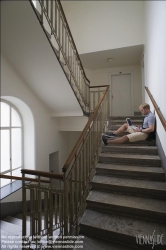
[21,169,64,249]
[21,85,109,247]
[62,85,110,235]
[31,0,90,114]
[145,86,166,131]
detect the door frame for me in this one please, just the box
[109,71,134,116]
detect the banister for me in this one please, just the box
[145,86,166,131]
[0,174,50,183]
[57,0,90,84]
[90,85,110,88]
[21,169,64,180]
[63,85,110,172]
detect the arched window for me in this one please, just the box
[0,100,23,188]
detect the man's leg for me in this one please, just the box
[113,123,128,135]
[107,135,129,144]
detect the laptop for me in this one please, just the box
[126,118,138,129]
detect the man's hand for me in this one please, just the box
[134,124,155,133]
[134,126,141,132]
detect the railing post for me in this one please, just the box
[63,171,68,236]
[22,172,26,249]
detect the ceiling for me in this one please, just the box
[79,45,144,70]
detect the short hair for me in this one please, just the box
[139,103,150,109]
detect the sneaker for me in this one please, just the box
[102,133,116,139]
[102,135,108,145]
[107,132,116,137]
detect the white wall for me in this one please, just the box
[144,1,166,162]
[1,56,79,202]
[62,1,145,54]
[86,65,142,112]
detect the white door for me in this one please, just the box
[111,74,132,116]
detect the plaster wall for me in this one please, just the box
[144,1,166,172]
[62,1,145,54]
[1,56,78,202]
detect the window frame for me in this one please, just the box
[0,99,23,185]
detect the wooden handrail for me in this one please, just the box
[57,0,90,84]
[63,85,110,172]
[21,169,64,180]
[90,85,110,88]
[0,174,50,183]
[145,86,166,131]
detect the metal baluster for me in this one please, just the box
[64,172,68,236]
[51,0,53,34]
[40,0,44,25]
[22,173,26,247]
[58,10,61,50]
[46,0,49,16]
[55,0,57,36]
[30,187,35,239]
[69,173,73,233]
[61,192,64,237]
[62,22,64,53]
[74,159,78,234]
[79,154,82,204]
[49,189,53,243]
[37,177,41,237]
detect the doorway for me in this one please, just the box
[110,73,134,116]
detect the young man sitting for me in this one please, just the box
[102,103,156,145]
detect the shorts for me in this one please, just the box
[126,126,148,142]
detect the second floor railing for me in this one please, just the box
[21,85,110,248]
[33,0,90,114]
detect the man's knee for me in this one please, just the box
[122,123,128,129]
[122,135,129,143]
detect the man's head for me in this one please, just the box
[139,103,150,115]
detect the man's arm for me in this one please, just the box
[135,124,155,133]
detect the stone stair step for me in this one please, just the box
[96,163,165,181]
[80,209,166,249]
[101,145,158,155]
[92,175,166,200]
[109,116,143,120]
[110,125,141,130]
[0,220,22,236]
[74,235,133,250]
[99,153,161,167]
[110,119,143,125]
[3,216,30,227]
[0,230,22,250]
[15,213,30,222]
[87,190,166,222]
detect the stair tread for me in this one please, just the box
[87,190,166,213]
[103,145,157,149]
[0,220,22,235]
[80,209,166,243]
[96,163,164,173]
[74,235,133,250]
[3,216,30,227]
[92,175,166,191]
[100,153,160,160]
[111,119,142,122]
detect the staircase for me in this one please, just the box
[79,116,166,250]
[1,116,166,250]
